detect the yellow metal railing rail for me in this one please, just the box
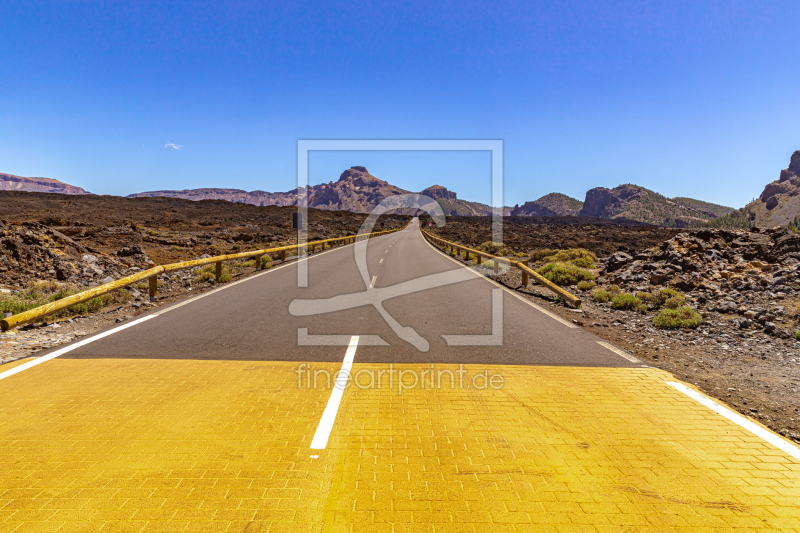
[421,228,581,308]
[1,224,408,331]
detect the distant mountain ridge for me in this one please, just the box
[578,184,734,227]
[0,172,89,195]
[511,193,583,216]
[129,166,498,215]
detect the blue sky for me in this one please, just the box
[1,1,799,208]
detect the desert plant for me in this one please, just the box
[536,263,595,286]
[607,284,622,296]
[653,307,702,329]
[591,288,611,303]
[529,248,597,269]
[478,241,508,256]
[795,331,800,341]
[653,288,683,308]
[21,281,60,300]
[261,256,272,269]
[0,285,129,319]
[663,294,686,309]
[194,271,215,284]
[611,293,641,310]
[635,291,653,305]
[636,304,649,314]
[240,260,255,268]
[576,280,596,291]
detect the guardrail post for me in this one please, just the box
[281,250,286,262]
[476,255,482,265]
[520,261,529,286]
[148,276,158,302]
[255,254,263,271]
[215,261,222,280]
[493,260,499,274]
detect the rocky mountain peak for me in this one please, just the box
[779,150,800,182]
[422,185,457,201]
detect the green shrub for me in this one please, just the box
[795,331,800,341]
[86,297,104,313]
[529,248,597,269]
[654,288,681,307]
[240,260,255,268]
[636,304,649,314]
[654,307,702,329]
[480,259,501,270]
[611,293,641,310]
[194,271,214,283]
[69,302,88,314]
[536,263,595,286]
[607,284,622,296]
[478,241,508,256]
[193,264,233,284]
[261,256,272,269]
[21,281,59,300]
[576,280,596,291]
[636,292,654,304]
[663,294,686,309]
[0,295,40,315]
[591,288,611,303]
[0,284,130,319]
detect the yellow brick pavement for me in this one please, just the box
[0,360,798,532]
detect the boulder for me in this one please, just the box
[650,269,672,285]
[604,252,633,273]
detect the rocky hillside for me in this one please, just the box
[733,150,800,228]
[419,185,495,215]
[0,173,89,195]
[578,184,733,227]
[511,193,583,216]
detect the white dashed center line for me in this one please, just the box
[370,276,377,288]
[310,336,359,450]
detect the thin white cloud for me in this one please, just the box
[164,143,183,150]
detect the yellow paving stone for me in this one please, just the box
[0,360,799,532]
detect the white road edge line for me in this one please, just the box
[1,234,396,380]
[420,233,577,329]
[667,381,800,461]
[596,340,646,365]
[0,315,157,382]
[310,335,359,450]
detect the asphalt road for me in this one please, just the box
[60,218,638,367]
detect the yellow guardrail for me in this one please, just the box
[1,223,409,331]
[421,228,582,308]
